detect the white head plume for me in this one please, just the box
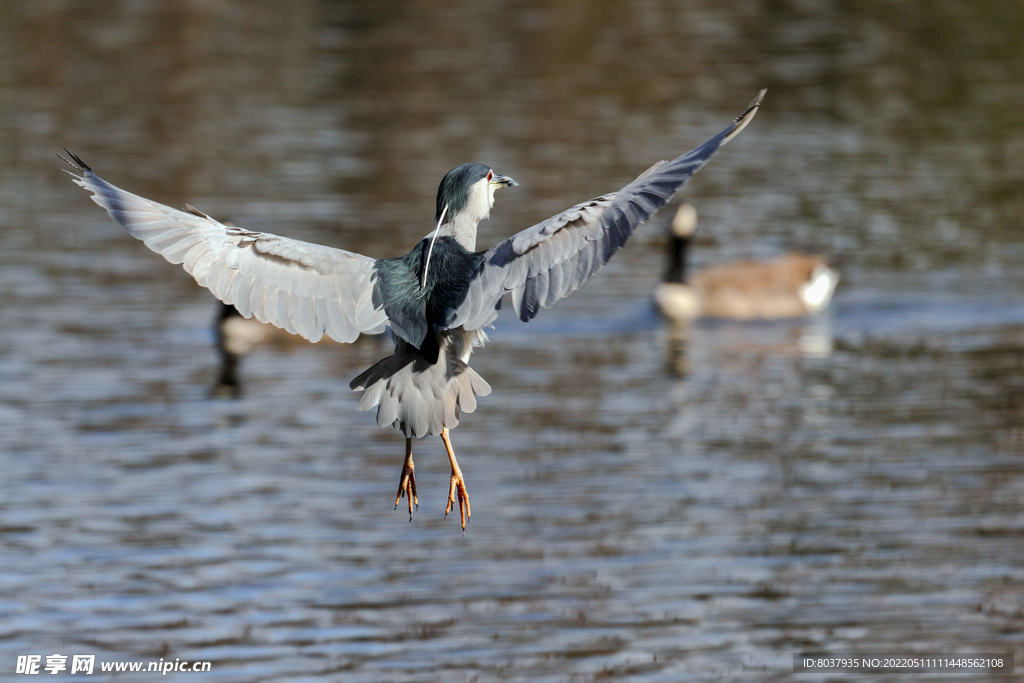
[422,202,448,290]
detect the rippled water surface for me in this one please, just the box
[2,1,1024,681]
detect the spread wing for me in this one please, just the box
[61,152,387,343]
[447,89,765,331]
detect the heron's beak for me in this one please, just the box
[490,173,518,188]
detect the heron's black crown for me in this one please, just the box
[435,163,491,223]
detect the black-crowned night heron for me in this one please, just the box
[654,202,838,320]
[62,90,764,530]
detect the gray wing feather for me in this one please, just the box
[448,90,765,330]
[63,157,387,343]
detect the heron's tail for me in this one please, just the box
[349,332,491,439]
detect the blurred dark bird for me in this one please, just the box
[211,299,377,398]
[212,301,278,398]
[61,89,764,530]
[655,203,838,320]
[212,302,249,397]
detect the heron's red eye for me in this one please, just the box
[487,171,493,182]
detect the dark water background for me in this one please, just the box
[2,1,1023,680]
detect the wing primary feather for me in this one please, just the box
[722,88,765,145]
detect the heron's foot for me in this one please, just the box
[440,427,470,532]
[444,465,470,531]
[395,441,418,521]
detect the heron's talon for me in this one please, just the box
[395,442,418,520]
[439,427,470,531]
[445,471,470,531]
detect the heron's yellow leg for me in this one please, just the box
[441,427,470,530]
[395,437,418,520]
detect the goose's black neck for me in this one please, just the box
[664,233,690,284]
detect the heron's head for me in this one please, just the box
[435,163,517,224]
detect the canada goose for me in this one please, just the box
[213,302,279,397]
[654,204,838,320]
[212,301,386,398]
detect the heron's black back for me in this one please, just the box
[373,237,485,362]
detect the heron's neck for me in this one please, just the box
[665,234,690,284]
[438,214,481,252]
